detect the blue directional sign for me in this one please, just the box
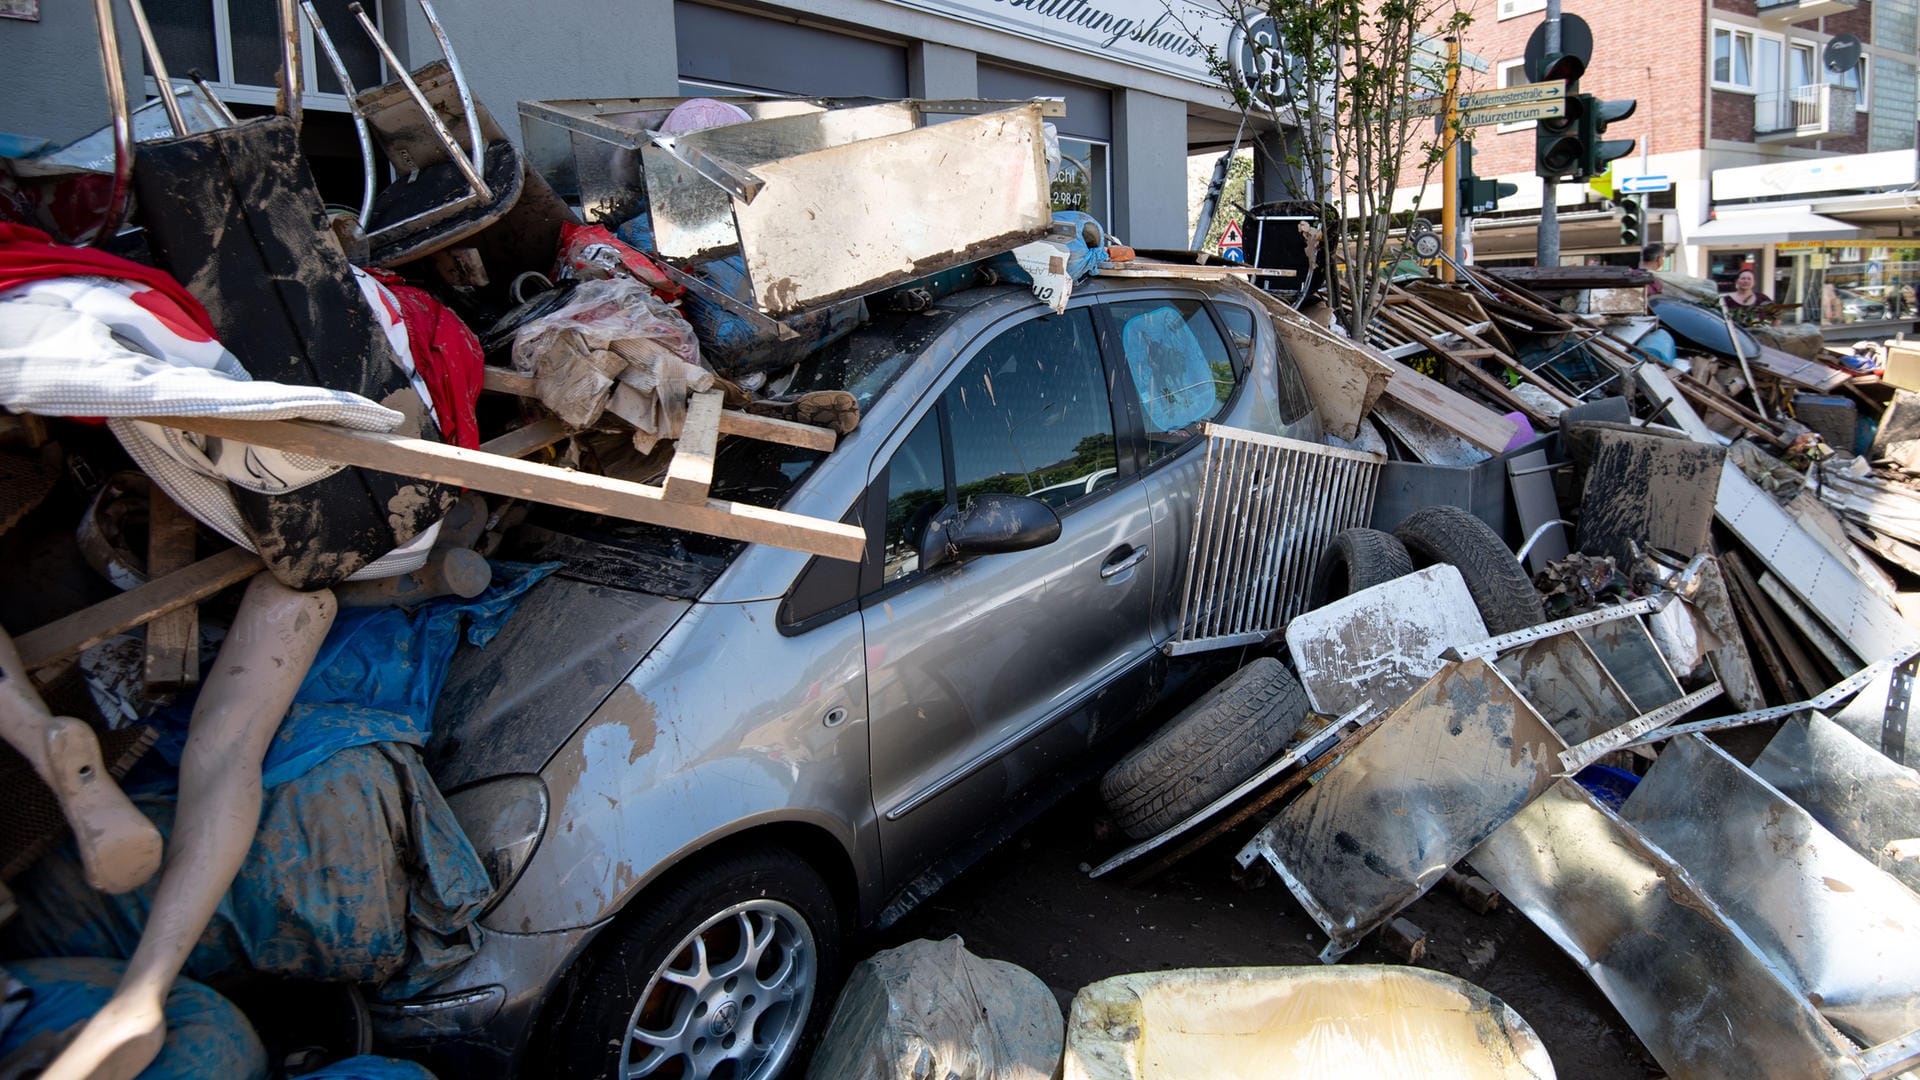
[1618,174,1672,194]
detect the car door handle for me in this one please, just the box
[1100,545,1148,579]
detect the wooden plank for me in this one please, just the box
[1722,549,1832,694]
[1227,279,1390,441]
[1393,288,1579,408]
[663,390,723,505]
[1377,355,1520,453]
[484,364,836,453]
[142,415,868,562]
[19,547,262,671]
[141,490,201,692]
[1719,549,1804,702]
[1376,306,1552,427]
[1634,364,1718,443]
[477,417,569,460]
[1758,572,1864,675]
[1374,398,1493,466]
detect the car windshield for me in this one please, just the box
[509,298,978,596]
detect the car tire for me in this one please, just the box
[1099,658,1310,841]
[1392,505,1545,635]
[1311,527,1415,608]
[549,844,843,1080]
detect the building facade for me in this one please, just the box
[0,0,1269,250]
[1406,0,1918,338]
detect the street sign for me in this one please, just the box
[1618,174,1672,194]
[1459,81,1566,112]
[1465,101,1566,127]
[1219,220,1244,261]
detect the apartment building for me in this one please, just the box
[1417,0,1918,338]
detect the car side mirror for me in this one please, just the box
[918,494,1062,573]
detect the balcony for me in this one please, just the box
[1755,84,1857,142]
[1755,0,1857,21]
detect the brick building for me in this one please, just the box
[1407,0,1918,336]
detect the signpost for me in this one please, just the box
[1218,220,1244,263]
[1464,101,1565,127]
[1618,174,1672,194]
[1413,80,1565,118]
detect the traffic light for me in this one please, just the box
[1458,142,1519,215]
[1535,51,1585,83]
[1535,93,1586,180]
[1618,196,1643,246]
[1583,97,1638,180]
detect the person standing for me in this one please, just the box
[1725,267,1772,307]
[1641,243,1667,295]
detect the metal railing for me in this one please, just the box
[1168,425,1383,656]
[1754,83,1856,137]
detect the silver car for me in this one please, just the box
[382,276,1321,1078]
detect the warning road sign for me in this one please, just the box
[1219,220,1244,260]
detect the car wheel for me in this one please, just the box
[551,845,842,1080]
[1392,505,1545,635]
[1310,527,1415,608]
[1099,658,1310,840]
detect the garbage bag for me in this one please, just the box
[0,957,266,1080]
[807,936,1063,1080]
[509,277,709,448]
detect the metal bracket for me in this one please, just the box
[1617,649,1916,750]
[1445,594,1670,662]
[644,132,767,204]
[1558,682,1722,773]
[652,261,802,342]
[1882,653,1915,762]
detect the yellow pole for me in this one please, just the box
[1440,35,1460,283]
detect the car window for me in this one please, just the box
[947,308,1115,512]
[1216,302,1256,359]
[882,411,946,585]
[1108,298,1236,463]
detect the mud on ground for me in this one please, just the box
[884,788,1664,1079]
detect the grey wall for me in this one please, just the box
[1112,88,1186,248]
[0,3,141,148]
[910,41,977,98]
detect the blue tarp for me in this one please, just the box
[0,957,267,1080]
[4,561,560,1001]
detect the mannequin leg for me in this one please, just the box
[41,574,336,1080]
[0,628,163,896]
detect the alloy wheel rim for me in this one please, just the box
[620,898,817,1080]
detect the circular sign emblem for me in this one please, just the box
[1228,17,1287,109]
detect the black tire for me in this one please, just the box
[549,844,843,1080]
[1311,527,1415,608]
[1099,658,1310,840]
[1392,505,1545,635]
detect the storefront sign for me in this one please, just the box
[876,0,1232,83]
[1713,149,1917,202]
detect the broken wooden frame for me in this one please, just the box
[136,404,864,562]
[1167,424,1382,656]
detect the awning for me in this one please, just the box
[1687,204,1860,247]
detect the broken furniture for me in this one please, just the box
[1285,564,1487,718]
[519,95,1060,317]
[1060,966,1555,1079]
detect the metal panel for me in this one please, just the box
[1470,782,1871,1080]
[735,104,1052,313]
[1494,631,1638,745]
[1285,565,1488,718]
[1575,616,1683,713]
[1753,712,1920,896]
[1237,659,1562,962]
[1622,735,1920,1045]
[1169,425,1381,656]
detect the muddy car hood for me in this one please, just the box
[427,573,692,791]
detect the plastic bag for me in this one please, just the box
[510,277,711,449]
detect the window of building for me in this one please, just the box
[1714,26,1755,90]
[1054,137,1112,224]
[1495,59,1533,133]
[1790,43,1816,90]
[1826,54,1870,112]
[146,0,382,111]
[1497,0,1547,19]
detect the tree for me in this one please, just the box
[1181,0,1472,340]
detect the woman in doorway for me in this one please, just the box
[1726,267,1773,308]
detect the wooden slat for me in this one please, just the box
[141,415,868,562]
[1375,306,1552,427]
[663,390,723,504]
[1390,287,1580,408]
[482,365,836,453]
[478,417,569,460]
[141,490,201,691]
[19,547,262,671]
[1376,355,1521,453]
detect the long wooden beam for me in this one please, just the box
[18,546,263,671]
[142,415,867,562]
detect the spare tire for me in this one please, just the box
[1393,505,1545,635]
[1311,527,1415,608]
[1100,658,1310,840]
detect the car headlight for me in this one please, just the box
[444,774,548,909]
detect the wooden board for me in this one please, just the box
[141,490,201,692]
[481,366,836,453]
[18,547,262,672]
[1376,355,1520,453]
[1758,572,1864,675]
[141,415,867,562]
[1373,399,1491,467]
[1577,429,1725,563]
[1634,365,1719,443]
[663,390,722,504]
[1226,280,1390,441]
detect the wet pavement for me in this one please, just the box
[884,787,1662,1079]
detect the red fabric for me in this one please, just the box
[365,269,484,450]
[0,222,217,339]
[554,222,685,301]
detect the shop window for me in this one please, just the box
[1713,26,1755,90]
[1813,255,1920,328]
[147,0,382,111]
[1054,137,1111,223]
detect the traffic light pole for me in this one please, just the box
[1537,0,1561,267]
[1440,36,1460,283]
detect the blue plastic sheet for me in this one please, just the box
[3,562,559,1000]
[0,958,266,1080]
[294,1054,439,1080]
